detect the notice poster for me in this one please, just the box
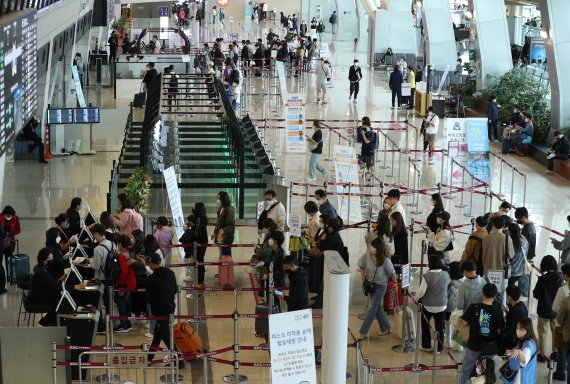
[289,215,301,237]
[333,145,362,224]
[445,118,468,187]
[529,37,546,64]
[269,309,317,384]
[284,94,306,153]
[163,166,185,257]
[466,118,491,183]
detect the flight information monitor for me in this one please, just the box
[74,107,100,123]
[0,9,38,156]
[47,108,74,124]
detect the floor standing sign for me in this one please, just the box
[285,94,306,153]
[163,166,185,258]
[466,118,491,183]
[269,309,317,384]
[445,118,468,187]
[332,145,362,224]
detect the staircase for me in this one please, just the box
[109,74,282,220]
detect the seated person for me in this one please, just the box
[499,105,524,140]
[28,248,85,326]
[22,116,47,164]
[546,130,570,175]
[509,112,534,156]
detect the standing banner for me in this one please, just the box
[285,94,306,153]
[466,118,491,183]
[269,309,317,384]
[332,145,362,224]
[163,166,185,257]
[289,214,301,237]
[445,118,468,187]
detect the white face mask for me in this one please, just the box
[5,216,12,221]
[62,222,70,229]
[268,239,275,247]
[516,329,527,339]
[56,236,61,243]
[383,203,391,211]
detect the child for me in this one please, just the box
[471,357,496,384]
[446,261,464,352]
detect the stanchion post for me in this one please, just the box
[347,183,352,227]
[193,241,199,289]
[523,174,527,207]
[355,340,361,384]
[498,159,504,197]
[305,182,310,225]
[177,285,182,318]
[382,131,388,169]
[440,150,446,189]
[455,168,467,208]
[483,185,489,214]
[510,167,515,207]
[527,263,535,318]
[466,175,475,217]
[52,342,57,384]
[431,330,438,384]
[397,149,402,181]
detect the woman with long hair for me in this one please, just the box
[391,211,409,269]
[179,202,209,286]
[507,223,528,287]
[66,197,83,237]
[365,215,395,257]
[358,238,397,339]
[426,193,445,233]
[499,318,538,383]
[112,193,143,236]
[426,211,454,262]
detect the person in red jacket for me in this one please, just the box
[0,206,21,283]
[114,235,137,333]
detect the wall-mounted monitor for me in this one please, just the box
[47,108,74,124]
[74,107,100,123]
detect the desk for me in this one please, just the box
[72,282,103,308]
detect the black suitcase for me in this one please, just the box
[255,304,279,336]
[502,138,510,154]
[133,91,146,108]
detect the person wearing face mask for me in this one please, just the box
[551,215,570,265]
[29,248,85,326]
[316,60,331,105]
[546,130,570,175]
[461,216,489,276]
[314,189,338,220]
[54,213,76,252]
[500,318,538,384]
[501,285,528,355]
[112,193,143,237]
[357,238,397,339]
[426,211,454,262]
[0,206,21,284]
[487,95,499,142]
[425,193,445,233]
[263,190,287,232]
[389,64,403,110]
[66,197,83,238]
[153,217,174,266]
[423,106,440,164]
[471,357,496,384]
[45,227,70,281]
[514,207,536,262]
[365,216,395,257]
[276,256,309,311]
[308,214,329,297]
[348,59,362,103]
[384,189,407,227]
[391,212,409,272]
[485,201,513,233]
[179,203,209,286]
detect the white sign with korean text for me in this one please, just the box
[333,145,362,224]
[487,270,505,293]
[163,166,185,257]
[289,215,301,237]
[269,309,317,384]
[285,94,306,153]
[401,264,411,288]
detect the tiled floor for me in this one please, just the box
[1,30,569,383]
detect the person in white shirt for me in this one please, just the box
[264,190,287,232]
[423,106,440,164]
[384,188,407,225]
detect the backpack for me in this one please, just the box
[329,15,334,23]
[258,202,280,229]
[100,243,121,282]
[229,68,240,84]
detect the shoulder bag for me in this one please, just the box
[362,265,378,296]
[499,341,537,380]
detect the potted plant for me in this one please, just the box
[122,168,152,215]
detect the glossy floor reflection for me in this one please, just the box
[0,39,568,383]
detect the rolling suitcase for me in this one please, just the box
[219,255,234,288]
[501,138,510,154]
[9,254,30,285]
[133,85,146,108]
[173,322,203,359]
[254,303,279,336]
[249,273,264,305]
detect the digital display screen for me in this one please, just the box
[74,107,100,123]
[47,108,74,124]
[0,9,38,157]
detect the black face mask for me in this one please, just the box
[46,259,54,267]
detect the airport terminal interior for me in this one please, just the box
[0,0,569,383]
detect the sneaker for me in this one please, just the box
[547,153,556,160]
[145,332,154,338]
[317,98,321,103]
[391,106,395,110]
[144,321,150,329]
[321,101,327,105]
[377,330,391,336]
[353,99,357,104]
[320,170,328,178]
[397,107,401,110]
[116,326,133,333]
[183,273,193,282]
[545,170,554,175]
[428,160,435,165]
[358,333,368,340]
[419,347,433,353]
[96,329,106,335]
[307,177,316,181]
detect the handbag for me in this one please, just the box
[362,266,378,296]
[308,140,318,151]
[499,343,537,380]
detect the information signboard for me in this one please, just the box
[284,94,306,153]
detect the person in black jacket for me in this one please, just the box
[533,255,564,361]
[166,65,179,112]
[179,203,209,286]
[45,227,69,281]
[142,62,158,91]
[487,95,499,141]
[66,197,82,238]
[22,116,48,163]
[391,211,408,274]
[348,59,362,103]
[277,256,309,311]
[29,248,85,326]
[389,65,403,110]
[546,130,570,175]
[145,253,182,365]
[426,193,445,233]
[501,285,528,354]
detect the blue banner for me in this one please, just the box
[466,118,491,183]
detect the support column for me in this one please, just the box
[422,0,457,71]
[506,5,524,47]
[373,0,418,57]
[540,0,570,130]
[468,0,512,89]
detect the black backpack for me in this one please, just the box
[100,243,121,282]
[258,202,280,229]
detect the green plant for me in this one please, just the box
[480,69,551,144]
[111,17,127,31]
[123,168,152,214]
[459,62,480,108]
